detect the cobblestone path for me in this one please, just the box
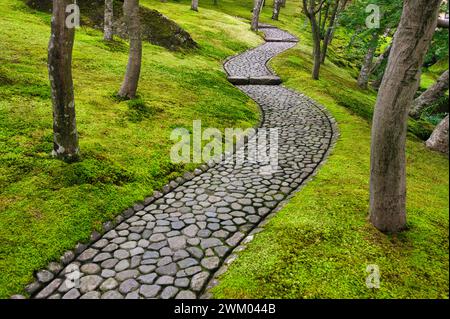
[29,25,336,300]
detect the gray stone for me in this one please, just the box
[140,285,161,298]
[81,263,101,275]
[160,286,179,299]
[175,290,196,299]
[116,270,139,281]
[80,291,101,299]
[138,273,157,284]
[100,278,119,291]
[101,290,123,299]
[168,236,186,250]
[190,271,209,292]
[62,288,81,299]
[36,270,54,283]
[201,257,220,270]
[79,275,103,294]
[156,275,175,285]
[156,263,177,276]
[119,279,139,294]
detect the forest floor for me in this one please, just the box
[0,0,448,298]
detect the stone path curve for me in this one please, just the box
[27,25,336,300]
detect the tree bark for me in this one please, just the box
[357,32,379,89]
[426,115,449,154]
[409,70,449,119]
[104,0,114,41]
[369,0,441,233]
[303,0,322,80]
[191,0,198,11]
[272,0,282,20]
[251,0,264,31]
[118,0,142,99]
[370,44,391,74]
[311,16,321,80]
[320,0,341,64]
[48,0,80,161]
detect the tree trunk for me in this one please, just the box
[48,0,79,161]
[118,0,142,99]
[357,32,379,89]
[104,0,114,41]
[191,0,198,11]
[321,0,341,64]
[369,0,441,233]
[251,0,264,31]
[311,17,321,80]
[426,115,449,154]
[409,70,449,119]
[370,44,391,74]
[281,0,286,7]
[272,0,282,20]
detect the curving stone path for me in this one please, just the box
[28,25,336,300]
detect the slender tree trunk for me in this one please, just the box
[311,17,321,80]
[369,0,441,233]
[272,0,282,20]
[357,32,379,89]
[409,70,449,119]
[48,0,79,161]
[251,0,264,31]
[118,0,142,99]
[321,0,341,63]
[281,0,286,7]
[191,0,198,11]
[426,115,449,154]
[370,44,391,74]
[104,0,114,41]
[303,0,322,80]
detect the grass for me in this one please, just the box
[0,0,262,298]
[209,1,449,299]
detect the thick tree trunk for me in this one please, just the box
[357,32,379,89]
[104,0,114,41]
[369,0,441,233]
[409,70,449,119]
[426,115,449,154]
[191,0,198,11]
[118,0,142,99]
[48,0,79,161]
[251,0,264,31]
[272,0,282,20]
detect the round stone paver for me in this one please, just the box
[29,24,335,300]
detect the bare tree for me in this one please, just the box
[104,0,114,41]
[118,0,142,99]
[48,0,79,161]
[251,0,264,31]
[426,115,449,154]
[409,70,449,119]
[191,0,199,11]
[369,0,441,233]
